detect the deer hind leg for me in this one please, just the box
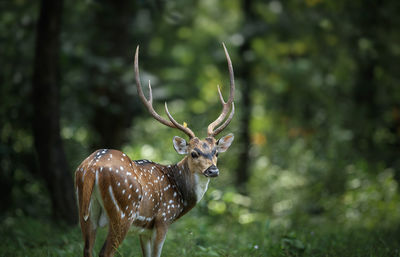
[77,179,97,257]
[80,197,102,257]
[98,187,131,256]
[99,219,131,257]
[79,215,97,257]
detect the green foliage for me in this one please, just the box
[0,215,81,256]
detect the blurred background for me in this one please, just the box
[1,0,400,256]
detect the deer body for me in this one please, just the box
[75,149,208,256]
[76,44,235,257]
[76,149,209,230]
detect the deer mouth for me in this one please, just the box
[204,165,219,177]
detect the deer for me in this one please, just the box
[75,43,235,257]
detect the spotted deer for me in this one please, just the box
[75,44,235,257]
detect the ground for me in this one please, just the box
[1,210,399,257]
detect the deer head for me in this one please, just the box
[134,43,235,179]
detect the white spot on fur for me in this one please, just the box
[108,185,120,213]
[95,170,99,185]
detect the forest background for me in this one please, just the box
[1,0,400,256]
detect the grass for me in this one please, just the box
[1,211,400,257]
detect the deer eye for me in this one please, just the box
[191,152,199,159]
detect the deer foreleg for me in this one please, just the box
[139,233,151,257]
[151,224,168,257]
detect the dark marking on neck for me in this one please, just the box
[165,161,197,218]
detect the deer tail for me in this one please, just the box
[76,166,96,222]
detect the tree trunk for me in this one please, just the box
[234,0,255,194]
[32,0,77,225]
[235,42,252,193]
[88,0,140,150]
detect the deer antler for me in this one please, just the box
[134,46,195,139]
[207,43,235,137]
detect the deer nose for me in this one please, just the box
[204,165,219,177]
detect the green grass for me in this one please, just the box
[1,212,400,257]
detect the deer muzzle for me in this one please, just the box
[204,165,219,177]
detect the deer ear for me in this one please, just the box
[173,136,188,154]
[216,133,234,153]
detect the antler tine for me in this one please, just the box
[217,85,226,104]
[207,43,235,137]
[164,103,195,138]
[135,46,175,128]
[135,46,196,138]
[223,42,235,105]
[147,80,153,104]
[212,103,235,136]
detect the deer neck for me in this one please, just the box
[166,157,210,214]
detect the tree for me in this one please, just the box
[32,0,77,224]
[87,0,142,150]
[234,0,259,193]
